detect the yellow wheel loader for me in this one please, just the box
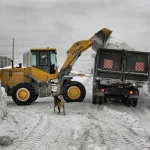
[0,28,112,105]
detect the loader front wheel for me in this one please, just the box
[12,83,36,105]
[30,93,39,103]
[62,81,86,102]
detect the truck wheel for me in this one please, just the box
[125,98,131,107]
[62,81,86,102]
[12,83,36,105]
[104,96,107,103]
[92,95,97,104]
[130,99,138,107]
[98,97,103,105]
[122,97,127,105]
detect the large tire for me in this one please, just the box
[62,81,86,102]
[30,93,39,103]
[98,97,103,105]
[104,95,107,103]
[92,95,97,104]
[130,98,138,107]
[12,83,36,105]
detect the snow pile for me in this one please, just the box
[0,82,7,122]
[104,106,139,126]
[107,42,135,50]
[0,83,13,146]
[72,75,93,95]
[138,84,150,108]
[2,65,26,69]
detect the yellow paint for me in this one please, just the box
[0,66,58,89]
[31,67,58,81]
[67,86,81,100]
[0,68,26,87]
[16,88,30,101]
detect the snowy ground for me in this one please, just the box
[0,75,150,150]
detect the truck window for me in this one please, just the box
[32,52,36,66]
[40,52,48,66]
[50,51,57,74]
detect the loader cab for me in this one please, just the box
[30,48,57,74]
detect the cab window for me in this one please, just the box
[40,52,48,66]
[32,51,36,66]
[50,51,57,74]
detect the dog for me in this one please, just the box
[52,93,65,115]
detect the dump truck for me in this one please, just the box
[0,28,112,105]
[92,48,150,107]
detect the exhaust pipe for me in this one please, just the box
[11,60,14,68]
[19,63,22,68]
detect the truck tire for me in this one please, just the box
[104,96,107,103]
[92,95,97,104]
[122,97,127,104]
[62,81,86,102]
[12,83,36,105]
[130,98,138,107]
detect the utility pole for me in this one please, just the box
[12,38,14,64]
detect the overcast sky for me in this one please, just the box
[0,0,150,71]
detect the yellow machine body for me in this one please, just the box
[0,67,58,88]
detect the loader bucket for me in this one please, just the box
[92,28,112,52]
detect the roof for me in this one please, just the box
[30,47,56,51]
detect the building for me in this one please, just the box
[23,51,31,67]
[0,55,11,68]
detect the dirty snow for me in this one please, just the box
[0,75,150,150]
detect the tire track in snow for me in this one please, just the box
[103,107,150,150]
[82,108,150,150]
[131,107,150,139]
[13,115,51,150]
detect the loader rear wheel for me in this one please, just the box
[12,83,36,105]
[62,81,86,102]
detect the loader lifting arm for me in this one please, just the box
[58,28,112,81]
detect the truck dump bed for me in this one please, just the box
[96,48,150,83]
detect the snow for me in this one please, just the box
[0,65,26,70]
[1,41,150,149]
[0,75,150,150]
[107,42,135,50]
